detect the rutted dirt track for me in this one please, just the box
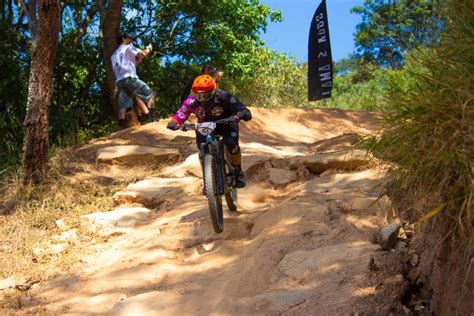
[25,108,408,315]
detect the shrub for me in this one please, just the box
[373,0,473,234]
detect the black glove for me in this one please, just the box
[234,109,252,122]
[167,120,180,130]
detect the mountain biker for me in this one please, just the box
[111,32,157,129]
[167,75,251,188]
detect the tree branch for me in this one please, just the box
[133,7,155,39]
[19,0,38,37]
[96,0,106,33]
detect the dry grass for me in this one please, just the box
[0,147,158,291]
[370,2,473,312]
[373,0,473,236]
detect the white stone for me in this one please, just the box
[0,277,15,290]
[109,291,181,315]
[380,223,401,250]
[160,153,202,178]
[19,296,34,306]
[278,242,380,279]
[96,145,180,166]
[54,229,79,243]
[113,177,200,206]
[82,207,153,228]
[244,289,311,312]
[267,168,297,185]
[54,219,69,231]
[50,243,68,254]
[291,149,370,175]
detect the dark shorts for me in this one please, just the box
[116,77,153,109]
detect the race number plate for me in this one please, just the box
[196,122,217,136]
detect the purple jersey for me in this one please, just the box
[172,90,250,124]
[172,95,199,124]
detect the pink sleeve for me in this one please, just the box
[172,96,198,124]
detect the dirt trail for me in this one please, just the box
[24,108,407,315]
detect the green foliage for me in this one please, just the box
[0,0,284,173]
[226,50,394,112]
[0,23,29,171]
[50,29,113,148]
[319,58,391,111]
[230,47,307,108]
[140,59,201,117]
[127,0,284,112]
[352,0,443,68]
[372,0,473,232]
[123,0,281,76]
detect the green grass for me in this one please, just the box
[371,0,473,235]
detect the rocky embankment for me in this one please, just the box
[2,108,424,314]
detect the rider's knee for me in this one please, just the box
[229,144,240,154]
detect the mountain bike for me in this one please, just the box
[180,117,238,233]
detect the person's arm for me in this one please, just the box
[134,44,153,64]
[171,96,199,125]
[222,91,251,121]
[213,71,224,83]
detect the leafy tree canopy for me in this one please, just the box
[121,0,282,77]
[351,0,443,68]
[0,0,284,170]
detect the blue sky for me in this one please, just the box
[260,0,364,62]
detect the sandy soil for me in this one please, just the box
[20,108,408,315]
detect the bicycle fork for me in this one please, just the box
[200,139,225,196]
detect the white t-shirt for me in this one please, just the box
[111,44,141,82]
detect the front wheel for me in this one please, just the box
[203,153,224,233]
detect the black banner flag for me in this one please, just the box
[308,0,333,101]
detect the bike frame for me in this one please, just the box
[180,117,236,197]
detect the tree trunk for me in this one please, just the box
[22,0,61,184]
[100,0,123,117]
[1,0,5,21]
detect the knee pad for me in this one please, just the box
[227,146,242,165]
[230,145,240,154]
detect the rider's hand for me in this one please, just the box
[235,109,251,122]
[167,120,180,130]
[146,44,153,52]
[233,110,248,122]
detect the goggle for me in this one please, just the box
[194,90,214,102]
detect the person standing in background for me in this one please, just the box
[111,32,157,129]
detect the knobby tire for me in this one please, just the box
[204,154,224,233]
[224,162,238,212]
[225,188,238,212]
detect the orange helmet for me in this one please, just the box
[192,75,216,93]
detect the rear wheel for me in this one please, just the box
[224,163,238,212]
[225,186,238,212]
[203,153,224,233]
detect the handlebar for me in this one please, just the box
[180,116,237,132]
[180,123,195,131]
